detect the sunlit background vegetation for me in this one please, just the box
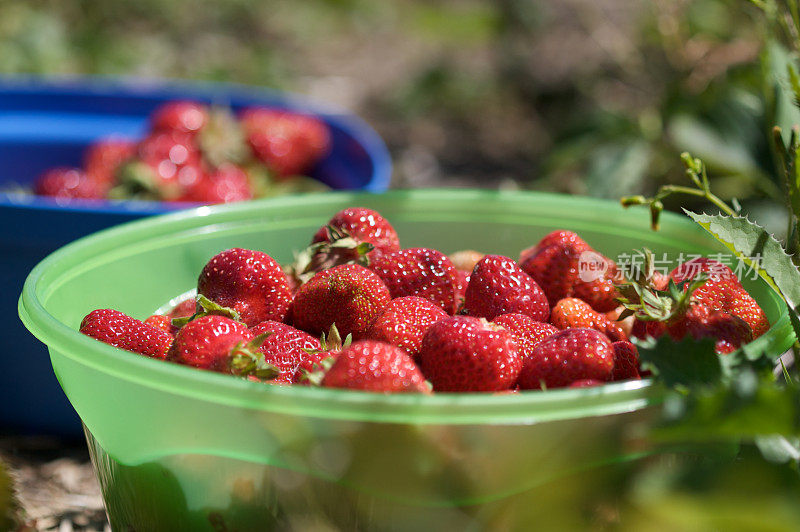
[1,0,794,233]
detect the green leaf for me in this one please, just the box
[686,212,800,339]
[638,336,722,388]
[772,125,800,221]
[584,140,651,199]
[765,40,800,143]
[755,434,800,464]
[668,114,759,176]
[655,373,800,441]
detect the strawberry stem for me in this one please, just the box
[171,294,240,328]
[621,152,736,231]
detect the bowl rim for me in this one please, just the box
[18,189,795,425]
[0,74,392,214]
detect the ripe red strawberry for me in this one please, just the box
[168,298,197,321]
[290,207,401,284]
[670,258,769,338]
[311,207,401,255]
[250,320,322,383]
[292,324,349,384]
[519,230,620,312]
[463,255,549,322]
[150,101,209,135]
[144,314,174,335]
[454,269,470,307]
[80,309,172,359]
[520,230,590,263]
[179,163,253,204]
[611,341,640,381]
[368,247,460,314]
[241,107,331,177]
[418,316,522,392]
[113,131,203,201]
[321,340,428,393]
[292,351,334,383]
[34,168,104,200]
[83,138,136,188]
[166,315,275,377]
[518,328,614,390]
[666,304,753,355]
[198,248,293,327]
[550,298,627,342]
[364,296,448,358]
[291,264,391,338]
[492,313,559,363]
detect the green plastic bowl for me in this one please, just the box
[19,190,794,530]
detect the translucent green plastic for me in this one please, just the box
[19,190,795,530]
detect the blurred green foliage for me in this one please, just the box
[0,0,793,229]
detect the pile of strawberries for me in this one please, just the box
[33,101,331,204]
[79,206,771,393]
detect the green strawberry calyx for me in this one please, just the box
[229,333,279,380]
[171,294,241,328]
[616,248,707,323]
[287,225,374,285]
[297,324,351,386]
[296,356,337,386]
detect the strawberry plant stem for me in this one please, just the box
[657,185,737,216]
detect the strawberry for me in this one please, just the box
[290,207,401,284]
[610,341,640,381]
[112,131,203,201]
[291,263,391,339]
[240,107,331,178]
[34,168,104,200]
[463,255,549,322]
[666,304,752,355]
[418,316,522,392]
[605,306,635,338]
[168,298,197,321]
[250,320,322,383]
[144,314,174,335]
[519,230,621,312]
[166,315,276,377]
[448,250,485,273]
[517,328,615,390]
[670,258,769,338]
[368,247,461,314]
[83,138,136,189]
[321,340,429,393]
[293,350,337,384]
[492,313,559,363]
[197,248,293,327]
[291,324,350,384]
[617,255,756,354]
[454,269,470,308]
[150,101,209,135]
[520,230,590,263]
[550,298,627,342]
[364,296,448,358]
[311,207,401,255]
[80,309,173,359]
[179,163,253,204]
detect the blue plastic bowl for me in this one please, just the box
[1,76,391,436]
